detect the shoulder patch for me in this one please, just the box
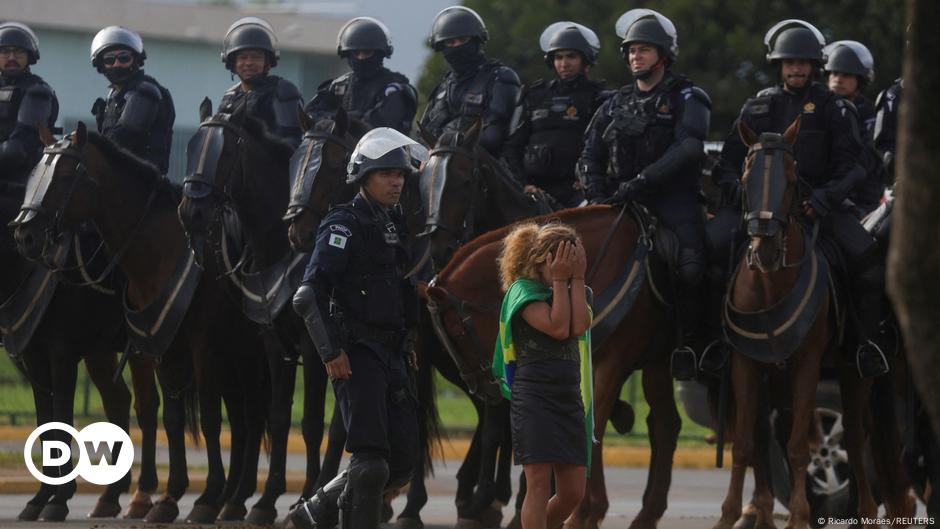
[329,224,352,237]
[328,233,348,249]
[384,82,403,96]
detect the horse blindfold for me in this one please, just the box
[286,134,324,217]
[183,124,226,199]
[744,139,792,238]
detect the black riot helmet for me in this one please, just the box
[337,17,393,58]
[346,128,428,184]
[823,40,875,86]
[222,17,279,70]
[428,6,488,51]
[764,19,826,65]
[90,26,146,71]
[615,9,678,65]
[540,22,600,68]
[0,22,40,64]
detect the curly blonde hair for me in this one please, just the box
[498,221,580,292]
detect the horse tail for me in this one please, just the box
[416,353,444,477]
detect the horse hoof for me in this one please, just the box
[185,502,220,524]
[123,492,153,519]
[247,505,278,526]
[456,517,484,529]
[218,502,248,521]
[481,505,504,528]
[395,516,425,529]
[18,503,43,521]
[732,512,758,529]
[88,499,122,518]
[38,502,69,522]
[145,499,180,523]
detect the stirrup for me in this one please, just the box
[670,345,698,380]
[856,340,889,378]
[698,339,728,376]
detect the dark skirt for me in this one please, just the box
[510,358,586,466]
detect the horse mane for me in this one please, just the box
[240,115,297,162]
[85,132,180,199]
[437,205,611,281]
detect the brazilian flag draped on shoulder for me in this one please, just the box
[492,277,595,470]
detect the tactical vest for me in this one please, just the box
[422,60,503,139]
[219,75,279,131]
[523,77,604,183]
[605,73,690,183]
[98,73,174,171]
[0,74,49,141]
[332,202,409,331]
[329,69,410,123]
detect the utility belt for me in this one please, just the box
[341,319,405,352]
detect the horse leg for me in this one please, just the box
[184,375,225,523]
[38,353,79,522]
[396,354,435,529]
[782,348,823,529]
[84,350,132,518]
[221,348,267,521]
[123,355,159,519]
[458,400,507,528]
[868,375,916,521]
[19,367,56,521]
[746,403,777,529]
[456,402,485,510]
[486,416,514,527]
[144,362,190,524]
[712,353,761,529]
[837,369,878,527]
[303,336,331,498]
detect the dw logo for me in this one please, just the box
[23,422,134,485]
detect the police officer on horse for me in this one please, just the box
[90,26,175,174]
[0,22,57,185]
[578,9,711,380]
[218,17,303,148]
[503,21,607,208]
[713,19,889,378]
[289,127,423,529]
[306,17,417,134]
[874,77,902,182]
[419,6,521,155]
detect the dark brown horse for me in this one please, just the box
[425,205,681,529]
[13,123,269,524]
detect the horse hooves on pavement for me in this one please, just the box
[395,515,425,529]
[17,502,43,521]
[217,502,248,521]
[481,506,504,529]
[144,499,180,523]
[88,499,122,518]
[455,517,485,529]
[731,512,759,529]
[123,492,153,519]
[247,505,278,526]
[38,502,69,521]
[184,502,219,524]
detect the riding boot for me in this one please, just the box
[339,456,389,529]
[854,288,889,378]
[288,471,348,529]
[698,264,731,377]
[671,285,704,381]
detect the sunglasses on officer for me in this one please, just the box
[0,47,27,57]
[101,52,134,66]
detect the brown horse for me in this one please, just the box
[425,205,680,529]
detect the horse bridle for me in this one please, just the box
[284,129,353,222]
[420,143,482,244]
[425,277,503,404]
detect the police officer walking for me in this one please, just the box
[714,20,889,377]
[306,17,416,134]
[419,6,521,155]
[0,22,57,186]
[503,22,606,208]
[90,26,175,174]
[289,127,423,529]
[578,9,711,380]
[219,17,303,148]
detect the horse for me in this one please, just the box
[423,204,682,529]
[177,100,348,524]
[0,169,159,521]
[710,118,912,529]
[12,123,269,524]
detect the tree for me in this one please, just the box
[887,0,940,431]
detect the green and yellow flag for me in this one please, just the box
[492,278,595,469]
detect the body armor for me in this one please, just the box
[306,69,416,134]
[0,72,57,180]
[219,74,303,148]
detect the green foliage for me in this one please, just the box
[416,0,904,139]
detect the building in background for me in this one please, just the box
[5,0,347,181]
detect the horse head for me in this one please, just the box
[740,116,801,272]
[418,119,483,270]
[283,108,361,252]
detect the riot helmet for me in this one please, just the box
[0,22,40,64]
[428,6,488,51]
[347,127,428,184]
[337,17,393,58]
[764,19,826,65]
[91,26,146,71]
[222,17,279,70]
[824,40,874,84]
[615,9,678,65]
[540,22,600,69]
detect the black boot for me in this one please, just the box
[670,345,698,381]
[853,284,890,378]
[288,471,347,529]
[698,339,729,377]
[856,340,889,378]
[671,278,705,381]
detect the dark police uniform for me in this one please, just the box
[306,69,416,135]
[0,71,57,183]
[503,75,607,207]
[873,78,901,182]
[93,70,174,174]
[218,74,303,149]
[844,93,885,218]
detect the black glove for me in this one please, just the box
[609,176,649,204]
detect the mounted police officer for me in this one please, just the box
[0,22,57,186]
[219,17,303,148]
[90,26,174,174]
[305,17,416,134]
[713,20,889,378]
[419,6,521,155]
[874,78,902,182]
[289,127,423,529]
[503,22,606,208]
[824,40,885,217]
[578,9,710,380]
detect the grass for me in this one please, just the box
[0,349,714,446]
